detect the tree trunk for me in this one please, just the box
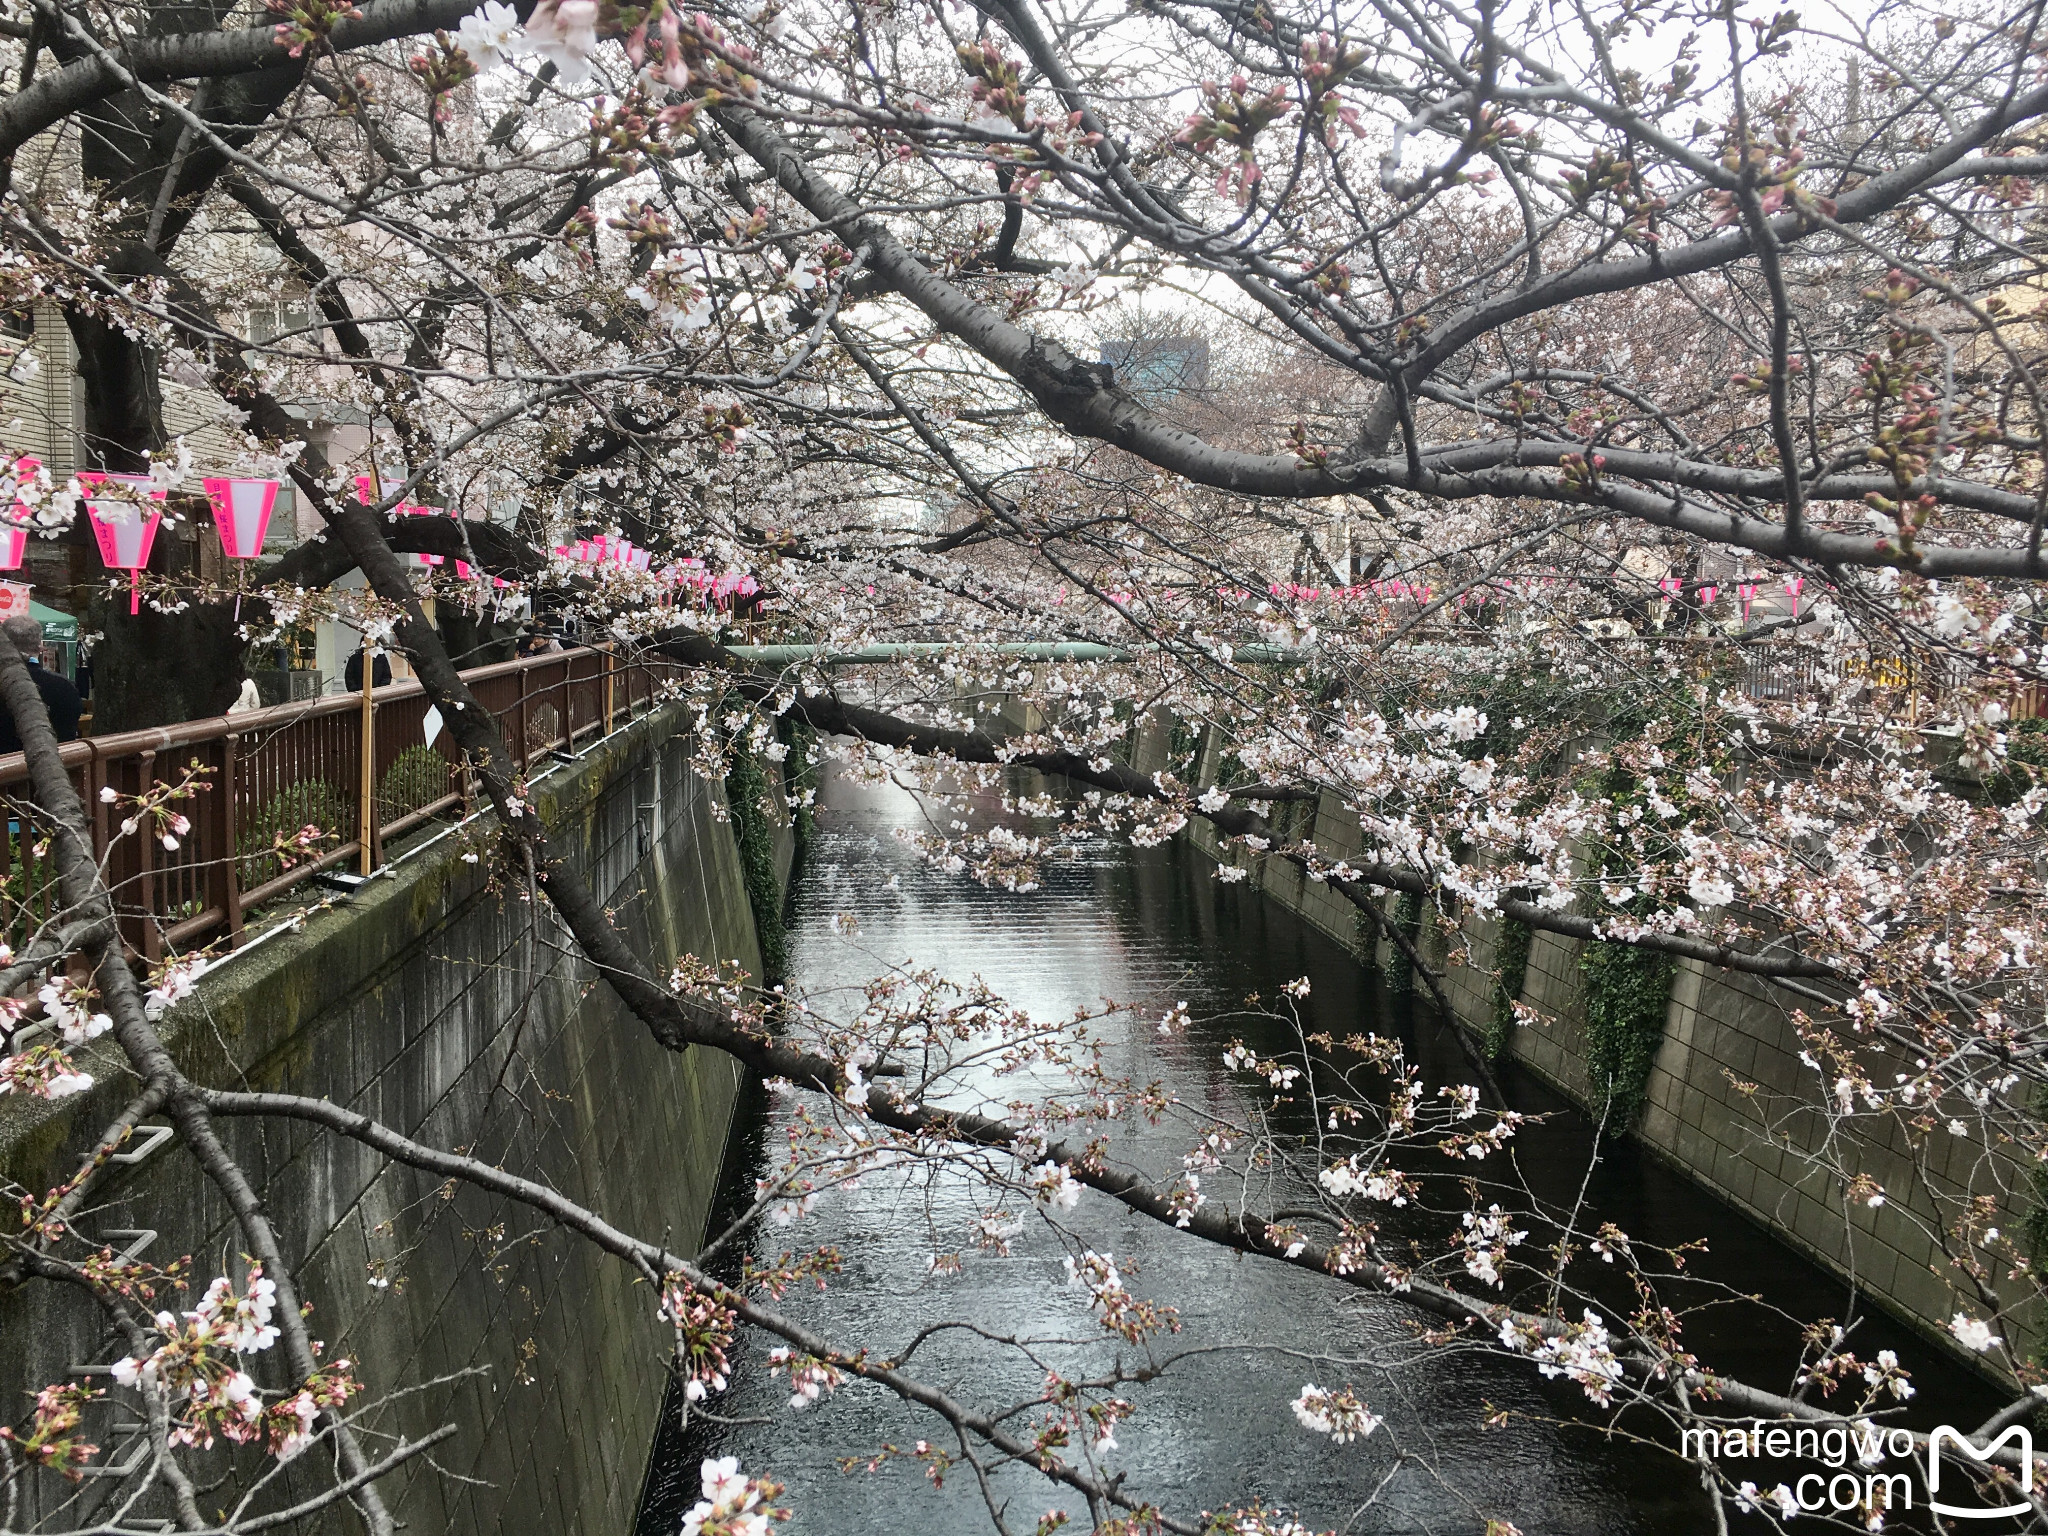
[50,22,305,733]
[60,308,244,731]
[83,531,246,733]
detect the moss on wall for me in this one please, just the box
[777,717,819,865]
[1580,939,1677,1132]
[725,743,788,982]
[1385,890,1422,999]
[1485,915,1532,1062]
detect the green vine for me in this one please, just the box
[1580,940,1676,1132]
[777,717,819,862]
[1564,686,1720,1134]
[2022,1080,2048,1295]
[725,742,789,983]
[2024,1158,2048,1267]
[1484,915,1533,1062]
[1385,890,1422,999]
[1350,906,1380,969]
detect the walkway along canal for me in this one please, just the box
[637,764,2003,1535]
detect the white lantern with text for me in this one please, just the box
[0,456,40,572]
[79,472,166,615]
[204,476,279,616]
[203,477,278,559]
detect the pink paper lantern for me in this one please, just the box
[203,477,279,560]
[399,502,450,571]
[405,508,474,581]
[0,459,35,574]
[358,478,441,570]
[0,456,40,573]
[78,472,166,615]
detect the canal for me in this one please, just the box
[637,765,2001,1534]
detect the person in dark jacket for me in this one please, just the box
[343,645,393,692]
[516,627,562,657]
[0,615,81,752]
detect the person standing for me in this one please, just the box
[343,644,393,692]
[0,616,81,752]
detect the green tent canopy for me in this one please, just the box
[31,601,76,642]
[26,601,79,679]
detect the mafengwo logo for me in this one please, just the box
[1683,1419,2033,1519]
[1928,1426,2033,1520]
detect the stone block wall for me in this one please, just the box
[0,702,769,1533]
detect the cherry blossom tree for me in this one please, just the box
[5,0,2048,1529]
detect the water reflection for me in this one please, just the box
[637,766,1999,1535]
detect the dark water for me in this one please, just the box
[635,768,2001,1535]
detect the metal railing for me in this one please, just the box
[0,647,683,961]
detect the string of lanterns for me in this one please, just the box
[0,465,520,614]
[4,458,279,616]
[552,539,761,609]
[0,457,1816,629]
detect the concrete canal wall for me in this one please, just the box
[1121,716,2028,1377]
[0,700,792,1533]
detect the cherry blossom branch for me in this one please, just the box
[0,629,399,1534]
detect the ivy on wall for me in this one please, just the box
[725,743,789,983]
[1485,915,1532,1062]
[1562,683,1723,1136]
[1111,699,1139,764]
[1385,890,1422,999]
[778,717,819,863]
[2023,1080,2048,1293]
[1580,939,1676,1132]
[1350,906,1378,968]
